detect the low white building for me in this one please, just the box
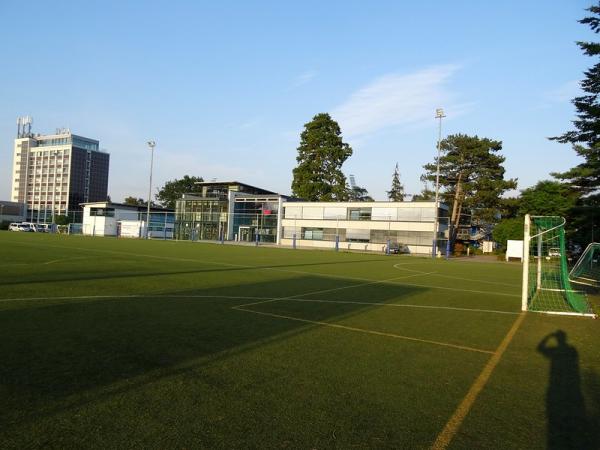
[280,201,448,255]
[81,202,175,238]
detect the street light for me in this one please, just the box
[433,108,446,258]
[146,141,156,239]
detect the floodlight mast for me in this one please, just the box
[146,141,156,239]
[432,108,446,258]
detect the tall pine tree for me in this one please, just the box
[551,3,600,193]
[387,163,405,201]
[550,3,600,245]
[291,113,352,201]
[423,134,517,244]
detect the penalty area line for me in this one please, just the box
[234,307,494,355]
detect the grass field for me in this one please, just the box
[1,232,599,449]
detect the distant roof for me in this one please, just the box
[194,180,277,195]
[79,201,174,212]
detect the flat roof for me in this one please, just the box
[194,181,277,195]
[80,201,174,212]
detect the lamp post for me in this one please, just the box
[146,141,156,239]
[433,108,446,258]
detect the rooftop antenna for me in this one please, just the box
[16,116,33,138]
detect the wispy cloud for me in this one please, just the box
[291,69,318,88]
[239,117,262,129]
[331,64,468,138]
[545,80,580,103]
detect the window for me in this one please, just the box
[348,208,371,221]
[303,228,324,240]
[90,207,115,217]
[346,228,370,242]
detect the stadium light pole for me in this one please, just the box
[432,108,446,258]
[146,141,156,239]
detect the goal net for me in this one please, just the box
[521,215,595,317]
[570,243,600,287]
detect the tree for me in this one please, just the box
[499,197,521,219]
[551,4,600,194]
[124,196,146,206]
[411,181,435,202]
[423,134,517,244]
[54,215,70,225]
[518,180,578,217]
[492,218,524,250]
[291,113,352,201]
[387,163,405,201]
[347,184,374,201]
[156,175,204,209]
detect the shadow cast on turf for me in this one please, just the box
[538,330,598,449]
[0,275,428,439]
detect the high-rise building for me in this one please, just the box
[11,117,110,222]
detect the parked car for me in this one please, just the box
[17,223,35,232]
[548,248,561,258]
[383,243,409,254]
[8,222,20,231]
[34,224,51,233]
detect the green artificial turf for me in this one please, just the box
[0,232,598,449]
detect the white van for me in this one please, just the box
[18,222,36,232]
[34,224,51,233]
[8,223,20,231]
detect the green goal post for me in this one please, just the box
[569,242,600,288]
[521,214,595,317]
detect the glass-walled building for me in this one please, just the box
[231,195,282,243]
[175,181,286,242]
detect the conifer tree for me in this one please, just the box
[551,3,600,193]
[387,163,405,201]
[291,113,352,200]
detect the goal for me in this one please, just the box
[570,242,600,287]
[521,215,595,317]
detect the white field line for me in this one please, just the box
[0,294,519,316]
[285,298,520,315]
[4,240,519,298]
[232,271,436,309]
[233,308,495,355]
[393,263,518,288]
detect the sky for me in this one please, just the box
[0,1,596,202]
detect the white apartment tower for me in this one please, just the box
[11,117,110,222]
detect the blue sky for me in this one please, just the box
[0,1,595,201]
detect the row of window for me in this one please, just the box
[283,206,440,222]
[283,227,439,246]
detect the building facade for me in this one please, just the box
[175,181,285,242]
[174,182,448,254]
[280,201,448,255]
[82,202,174,238]
[0,201,26,225]
[11,123,109,223]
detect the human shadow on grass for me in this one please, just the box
[0,257,386,287]
[538,330,596,449]
[0,275,427,434]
